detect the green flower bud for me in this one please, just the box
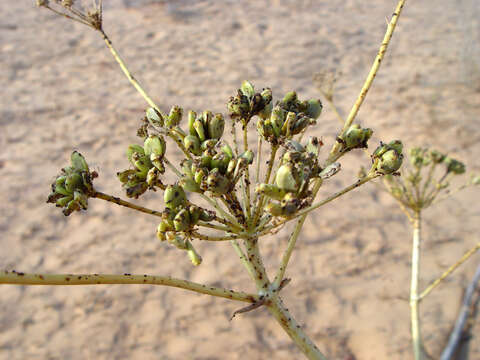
[199,209,215,222]
[270,106,286,137]
[444,157,466,175]
[194,168,206,185]
[258,88,273,120]
[143,135,166,158]
[282,111,297,136]
[207,113,225,140]
[73,190,88,210]
[184,135,201,155]
[134,155,152,176]
[117,169,136,183]
[304,99,323,120]
[146,107,164,127]
[240,150,254,165]
[275,164,298,192]
[64,173,83,193]
[282,91,298,108]
[166,105,183,128]
[173,209,191,231]
[226,159,237,176]
[291,115,314,135]
[228,91,250,119]
[150,153,165,173]
[157,221,171,241]
[146,167,160,187]
[265,202,284,217]
[211,153,230,173]
[164,184,187,210]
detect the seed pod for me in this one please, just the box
[193,119,206,142]
[188,205,202,225]
[73,190,88,210]
[64,173,83,193]
[444,157,466,175]
[187,110,197,135]
[240,150,254,165]
[63,198,80,216]
[282,91,298,109]
[166,106,183,128]
[146,167,159,186]
[282,111,296,136]
[211,153,230,173]
[270,107,286,137]
[201,139,217,151]
[240,80,255,98]
[134,156,151,176]
[71,151,89,172]
[258,88,273,120]
[226,159,237,176]
[305,137,321,156]
[265,202,284,217]
[304,99,323,120]
[144,135,166,158]
[174,209,191,231]
[194,168,206,185]
[180,177,201,193]
[150,154,165,173]
[206,169,230,195]
[344,124,373,149]
[207,113,225,140]
[56,195,73,207]
[54,184,71,196]
[126,182,149,199]
[186,240,202,266]
[291,116,314,135]
[376,149,403,175]
[164,184,187,210]
[199,209,215,221]
[117,169,135,184]
[222,143,234,159]
[184,135,201,155]
[275,164,298,192]
[146,107,164,127]
[127,144,145,164]
[255,184,287,201]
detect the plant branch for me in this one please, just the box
[0,271,257,303]
[419,242,480,301]
[92,190,162,217]
[327,0,406,163]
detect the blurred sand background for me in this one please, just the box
[1,0,480,359]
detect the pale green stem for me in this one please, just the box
[196,221,231,232]
[268,296,328,360]
[273,179,323,288]
[191,231,241,241]
[256,137,263,183]
[410,211,426,360]
[243,237,270,292]
[252,144,279,226]
[200,194,243,231]
[420,161,437,201]
[419,242,480,301]
[164,157,182,177]
[92,191,162,217]
[231,240,256,281]
[243,121,252,220]
[0,271,257,303]
[327,0,406,164]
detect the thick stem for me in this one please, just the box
[244,237,270,292]
[267,296,328,360]
[0,271,257,303]
[410,212,426,360]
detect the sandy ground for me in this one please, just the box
[1,1,480,359]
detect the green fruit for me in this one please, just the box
[143,135,166,157]
[184,135,201,155]
[174,209,191,231]
[166,106,183,127]
[255,184,287,201]
[126,144,145,164]
[71,151,89,172]
[275,164,298,192]
[207,113,225,140]
[304,99,323,120]
[240,80,255,98]
[146,107,164,127]
[164,184,187,210]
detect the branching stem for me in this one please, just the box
[0,271,257,303]
[92,190,162,217]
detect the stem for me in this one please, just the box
[440,263,480,360]
[273,179,323,288]
[164,157,182,177]
[268,296,328,360]
[231,240,256,281]
[100,31,160,112]
[244,237,270,292]
[410,211,426,360]
[243,121,252,220]
[327,0,406,163]
[199,194,243,231]
[0,271,257,303]
[256,137,263,183]
[191,231,240,242]
[92,191,162,217]
[252,144,279,226]
[419,242,480,301]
